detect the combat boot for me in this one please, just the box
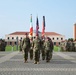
[37,61,40,64]
[24,59,28,63]
[34,61,37,64]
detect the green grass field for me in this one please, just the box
[54,46,61,52]
[5,45,20,51]
[5,45,61,52]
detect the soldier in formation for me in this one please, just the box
[19,39,22,52]
[21,33,54,64]
[29,37,33,60]
[60,39,76,52]
[33,34,41,64]
[0,39,6,51]
[41,36,45,60]
[44,37,53,62]
[22,33,30,63]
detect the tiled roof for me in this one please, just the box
[9,31,62,36]
[45,32,62,36]
[9,32,29,35]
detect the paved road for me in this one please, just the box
[0,51,76,75]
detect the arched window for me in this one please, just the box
[52,38,54,40]
[15,42,17,45]
[54,42,56,45]
[7,37,9,40]
[12,37,14,39]
[57,38,59,40]
[61,38,63,40]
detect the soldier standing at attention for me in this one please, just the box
[33,34,41,64]
[22,33,30,63]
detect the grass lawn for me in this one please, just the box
[54,46,61,52]
[5,45,61,52]
[5,45,19,51]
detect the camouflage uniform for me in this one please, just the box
[41,38,45,60]
[69,41,74,52]
[48,38,53,60]
[33,35,41,64]
[44,37,52,62]
[0,39,6,51]
[29,37,33,60]
[66,41,70,52]
[22,33,30,63]
[60,41,66,52]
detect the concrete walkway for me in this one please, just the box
[0,51,76,75]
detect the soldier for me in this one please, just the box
[19,39,22,52]
[22,33,30,63]
[44,37,53,62]
[33,34,41,64]
[69,40,74,52]
[66,40,70,52]
[48,37,54,60]
[60,41,66,52]
[0,39,6,51]
[29,37,33,60]
[41,36,45,60]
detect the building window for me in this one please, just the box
[10,42,12,45]
[52,38,54,40]
[57,38,59,40]
[7,37,9,40]
[61,38,63,40]
[12,37,14,39]
[54,42,56,45]
[20,37,22,40]
[15,42,17,45]
[59,42,60,45]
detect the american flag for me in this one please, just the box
[42,16,45,36]
[36,16,39,36]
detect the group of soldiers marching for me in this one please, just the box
[60,39,76,52]
[19,33,54,64]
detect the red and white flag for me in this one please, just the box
[29,14,33,36]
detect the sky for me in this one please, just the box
[0,0,76,39]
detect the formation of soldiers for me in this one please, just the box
[0,39,6,51]
[20,33,54,64]
[60,39,76,52]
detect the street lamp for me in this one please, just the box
[16,36,18,50]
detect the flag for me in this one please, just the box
[36,16,39,36]
[29,14,33,36]
[42,16,45,36]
